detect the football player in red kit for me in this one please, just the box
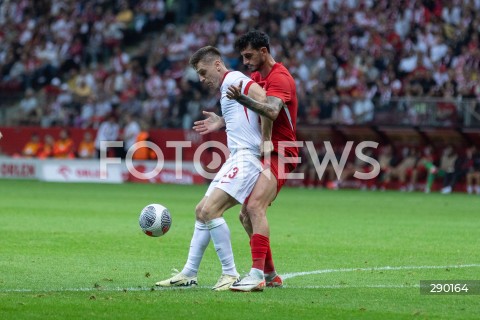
[193,30,299,291]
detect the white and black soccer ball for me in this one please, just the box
[139,204,171,237]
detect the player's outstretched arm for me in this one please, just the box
[227,80,284,121]
[192,111,225,135]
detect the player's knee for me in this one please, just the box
[194,204,203,221]
[198,205,211,222]
[199,203,219,222]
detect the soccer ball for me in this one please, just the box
[139,203,171,237]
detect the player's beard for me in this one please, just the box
[246,63,261,72]
[247,56,266,72]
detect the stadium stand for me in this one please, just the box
[1,0,480,193]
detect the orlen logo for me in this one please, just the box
[58,166,72,180]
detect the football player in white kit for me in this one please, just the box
[155,46,270,291]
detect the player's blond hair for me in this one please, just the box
[189,46,223,69]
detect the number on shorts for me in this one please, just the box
[228,167,239,179]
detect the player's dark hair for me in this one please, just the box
[189,46,222,69]
[234,30,270,53]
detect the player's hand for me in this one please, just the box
[192,111,224,135]
[261,140,273,157]
[226,80,243,100]
[0,131,2,140]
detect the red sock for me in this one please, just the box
[251,234,269,271]
[264,245,275,274]
[249,235,275,273]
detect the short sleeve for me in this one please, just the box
[265,72,291,103]
[243,80,255,95]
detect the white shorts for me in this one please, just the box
[205,150,262,204]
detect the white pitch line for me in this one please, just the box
[1,284,420,293]
[281,264,480,280]
[284,284,419,289]
[2,264,479,293]
[1,286,203,293]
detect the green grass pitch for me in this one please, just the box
[1,179,479,319]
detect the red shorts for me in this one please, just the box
[262,152,297,194]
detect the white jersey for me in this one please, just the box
[220,71,261,156]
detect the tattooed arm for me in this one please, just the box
[226,80,284,121]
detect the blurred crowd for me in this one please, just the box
[17,115,151,160]
[2,0,480,130]
[297,142,480,194]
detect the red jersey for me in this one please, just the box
[251,63,298,159]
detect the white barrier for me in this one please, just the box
[0,158,39,179]
[39,160,123,184]
[0,157,203,185]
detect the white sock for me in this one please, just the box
[207,217,238,276]
[182,220,210,277]
[249,267,264,279]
